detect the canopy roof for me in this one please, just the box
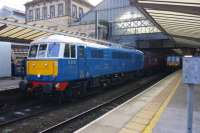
[134,0,200,47]
[0,17,123,48]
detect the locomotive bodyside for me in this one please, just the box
[20,35,144,96]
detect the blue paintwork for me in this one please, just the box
[26,45,144,82]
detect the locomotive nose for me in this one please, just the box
[27,60,58,76]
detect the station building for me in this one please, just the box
[25,0,94,29]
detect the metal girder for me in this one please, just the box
[146,11,200,19]
[159,24,200,31]
[0,36,31,43]
[154,19,200,27]
[171,34,200,43]
[152,15,200,22]
[130,0,175,47]
[137,3,200,16]
[0,24,7,31]
[133,0,200,48]
[130,1,169,33]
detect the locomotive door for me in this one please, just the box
[78,46,87,79]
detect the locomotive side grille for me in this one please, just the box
[27,60,58,76]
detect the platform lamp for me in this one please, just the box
[183,56,200,133]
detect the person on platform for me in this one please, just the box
[21,57,27,80]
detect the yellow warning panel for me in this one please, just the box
[27,60,58,76]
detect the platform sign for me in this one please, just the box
[183,57,200,85]
[183,56,200,133]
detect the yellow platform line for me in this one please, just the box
[119,72,181,133]
[142,75,181,133]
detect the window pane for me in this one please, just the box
[29,45,38,57]
[64,44,70,57]
[35,8,40,20]
[72,5,77,18]
[50,5,55,18]
[47,43,60,57]
[28,10,33,21]
[42,7,47,19]
[58,3,64,17]
[71,45,76,58]
[79,7,83,18]
[38,44,47,57]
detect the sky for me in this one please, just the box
[0,0,102,11]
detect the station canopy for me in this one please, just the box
[134,0,200,47]
[0,17,93,44]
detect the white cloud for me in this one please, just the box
[87,0,102,6]
[0,0,32,11]
[0,0,102,11]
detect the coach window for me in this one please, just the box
[47,43,60,57]
[29,45,38,57]
[70,45,76,58]
[64,44,70,57]
[38,44,47,57]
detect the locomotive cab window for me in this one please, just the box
[47,43,60,57]
[38,44,47,57]
[71,45,76,58]
[64,44,70,57]
[29,45,38,57]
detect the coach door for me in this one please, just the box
[78,46,87,79]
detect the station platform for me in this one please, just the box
[0,78,20,92]
[75,71,199,133]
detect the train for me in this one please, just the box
[19,35,166,98]
[166,55,182,70]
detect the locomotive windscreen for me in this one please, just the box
[28,43,60,58]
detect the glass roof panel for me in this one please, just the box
[9,29,34,38]
[1,27,25,37]
[0,25,16,35]
[18,30,41,39]
[24,32,48,40]
[33,33,54,40]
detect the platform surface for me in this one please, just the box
[153,80,200,133]
[75,71,181,133]
[0,78,20,92]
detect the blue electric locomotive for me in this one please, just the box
[20,35,144,97]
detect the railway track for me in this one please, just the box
[39,74,165,133]
[0,102,56,127]
[0,73,168,133]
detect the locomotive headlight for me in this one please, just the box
[55,83,60,89]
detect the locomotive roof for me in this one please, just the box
[31,35,143,54]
